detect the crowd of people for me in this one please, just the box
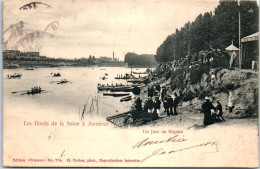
[132,82,229,126]
[173,48,231,70]
[134,84,181,117]
[129,48,236,126]
[148,48,232,87]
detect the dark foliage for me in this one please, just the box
[155,0,259,62]
[217,84,241,94]
[124,52,158,67]
[182,90,196,102]
[190,65,210,84]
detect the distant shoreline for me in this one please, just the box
[3,62,157,69]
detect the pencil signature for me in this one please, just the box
[61,150,65,157]
[140,141,219,162]
[133,135,187,148]
[133,136,219,162]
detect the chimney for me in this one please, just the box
[113,51,114,61]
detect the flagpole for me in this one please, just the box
[238,0,242,69]
[239,11,241,69]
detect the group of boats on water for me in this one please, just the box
[97,69,151,101]
[8,67,151,98]
[9,71,70,95]
[115,73,135,80]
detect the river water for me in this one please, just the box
[3,67,148,120]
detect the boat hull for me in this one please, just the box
[103,92,130,97]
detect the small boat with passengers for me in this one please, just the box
[7,73,22,79]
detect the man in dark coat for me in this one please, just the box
[135,97,142,111]
[143,99,148,112]
[173,93,180,115]
[163,99,169,116]
[167,95,174,115]
[155,84,161,94]
[147,97,154,113]
[216,99,225,121]
[148,86,154,97]
[147,87,152,97]
[202,96,215,125]
[161,86,167,101]
[153,96,161,115]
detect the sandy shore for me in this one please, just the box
[147,106,258,129]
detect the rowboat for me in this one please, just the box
[110,86,133,92]
[97,85,133,92]
[57,79,69,84]
[127,78,146,83]
[7,73,22,79]
[103,92,130,97]
[120,96,132,102]
[132,71,148,74]
[53,73,61,77]
[97,86,108,91]
[115,73,135,80]
[21,87,43,95]
[106,110,159,127]
[115,77,131,80]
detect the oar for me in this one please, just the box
[57,81,70,84]
[12,90,29,94]
[20,90,47,95]
[50,81,60,83]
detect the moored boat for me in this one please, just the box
[120,96,132,102]
[97,84,133,92]
[132,71,148,74]
[103,92,130,97]
[110,86,133,92]
[115,73,135,80]
[25,68,34,70]
[97,85,108,91]
[127,78,146,83]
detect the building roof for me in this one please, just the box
[225,44,239,51]
[241,32,259,42]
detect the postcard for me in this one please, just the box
[2,0,259,167]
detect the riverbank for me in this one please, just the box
[131,67,258,128]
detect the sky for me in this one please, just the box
[3,0,220,60]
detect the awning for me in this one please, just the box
[241,32,259,42]
[225,44,239,51]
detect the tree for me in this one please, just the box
[124,52,157,67]
[154,0,259,62]
[88,55,92,60]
